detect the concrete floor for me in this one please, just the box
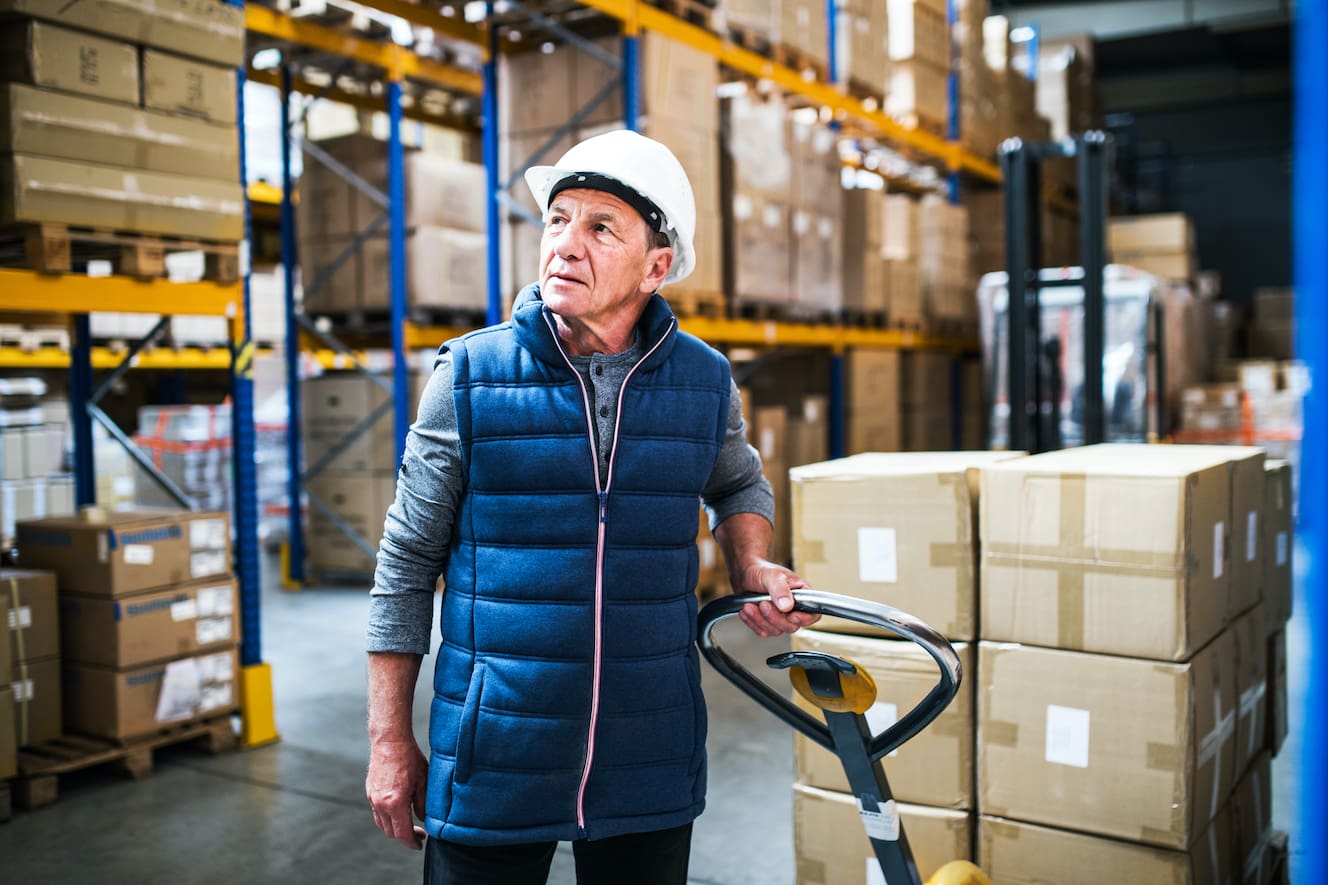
[0,551,1308,884]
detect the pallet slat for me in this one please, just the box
[0,223,240,284]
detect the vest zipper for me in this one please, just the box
[544,313,676,838]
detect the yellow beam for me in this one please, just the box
[247,67,479,132]
[404,322,472,349]
[0,269,243,320]
[245,5,483,94]
[248,181,283,206]
[354,0,488,52]
[576,0,1000,184]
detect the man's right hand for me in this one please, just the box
[366,737,429,850]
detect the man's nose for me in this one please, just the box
[553,223,585,261]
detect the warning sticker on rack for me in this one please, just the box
[857,797,900,842]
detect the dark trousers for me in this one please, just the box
[423,822,693,885]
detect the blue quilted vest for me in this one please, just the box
[425,285,732,846]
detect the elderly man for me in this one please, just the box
[366,129,816,885]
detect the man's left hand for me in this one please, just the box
[732,559,819,638]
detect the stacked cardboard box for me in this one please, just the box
[16,509,238,740]
[789,116,844,318]
[885,0,951,131]
[844,350,903,454]
[780,0,830,70]
[1,569,61,749]
[0,3,244,239]
[902,351,955,450]
[298,133,488,315]
[723,91,795,311]
[1247,288,1293,360]
[301,372,429,575]
[1109,212,1197,283]
[918,196,977,323]
[953,0,1010,159]
[882,194,924,324]
[977,444,1288,878]
[0,382,73,541]
[841,186,888,317]
[959,359,986,449]
[836,0,890,97]
[133,405,231,512]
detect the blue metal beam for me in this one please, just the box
[622,32,639,131]
[388,79,410,468]
[281,63,306,584]
[69,315,95,508]
[1295,0,1327,880]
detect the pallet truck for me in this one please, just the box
[698,590,991,885]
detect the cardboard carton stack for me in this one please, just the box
[882,194,925,324]
[953,0,1009,160]
[789,115,844,318]
[133,404,232,512]
[723,91,795,312]
[0,381,73,542]
[976,444,1290,880]
[780,0,830,71]
[841,185,889,318]
[0,1,244,240]
[1,569,61,755]
[298,133,488,316]
[918,196,978,324]
[16,509,238,741]
[301,372,428,575]
[844,350,903,454]
[885,0,951,132]
[788,451,1026,881]
[1247,288,1294,360]
[902,351,955,450]
[836,0,891,98]
[1109,212,1198,284]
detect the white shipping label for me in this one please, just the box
[155,657,201,723]
[857,527,898,584]
[198,652,234,682]
[1247,512,1258,562]
[866,701,900,757]
[857,797,900,842]
[124,544,154,565]
[866,859,886,885]
[170,599,198,622]
[11,678,33,702]
[191,550,227,578]
[189,517,226,550]
[1213,521,1225,579]
[196,617,233,645]
[1045,704,1091,768]
[1277,531,1289,567]
[196,586,234,617]
[8,606,31,629]
[199,683,233,712]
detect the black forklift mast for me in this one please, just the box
[999,132,1113,453]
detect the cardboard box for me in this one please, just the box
[1187,444,1265,618]
[886,259,924,322]
[724,92,793,203]
[0,569,58,674]
[0,0,246,67]
[1233,608,1268,778]
[838,0,890,95]
[887,0,951,68]
[887,61,950,125]
[63,646,238,740]
[297,161,356,240]
[141,49,236,124]
[11,654,60,746]
[307,471,397,574]
[17,510,196,597]
[1263,460,1293,628]
[0,478,43,539]
[1116,251,1196,282]
[978,635,1238,849]
[844,350,903,454]
[299,235,362,314]
[752,405,790,565]
[0,683,14,779]
[302,373,406,473]
[792,452,1024,641]
[1233,753,1273,885]
[1,154,244,241]
[0,19,138,104]
[406,154,487,233]
[792,211,844,315]
[1266,628,1286,757]
[1108,213,1194,256]
[60,577,237,669]
[498,45,576,134]
[0,83,238,179]
[793,631,974,808]
[981,444,1234,660]
[793,783,972,884]
[730,193,792,308]
[977,812,1233,885]
[781,0,830,68]
[572,34,719,133]
[360,227,488,313]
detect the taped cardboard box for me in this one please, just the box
[0,19,138,105]
[723,92,794,203]
[17,510,194,597]
[1266,628,1286,757]
[0,683,14,779]
[1233,752,1273,885]
[63,646,238,741]
[0,569,58,676]
[792,452,1024,641]
[498,44,577,135]
[842,188,888,314]
[10,654,60,746]
[303,373,427,474]
[61,577,237,669]
[572,33,720,133]
[1233,606,1268,777]
[729,193,793,308]
[1108,213,1194,256]
[360,227,488,313]
[141,49,237,124]
[977,810,1234,885]
[0,154,244,241]
[793,783,971,885]
[838,0,890,96]
[0,0,246,67]
[887,0,951,68]
[307,471,397,575]
[793,631,974,808]
[844,351,903,454]
[978,635,1238,849]
[981,443,1233,661]
[1263,460,1293,629]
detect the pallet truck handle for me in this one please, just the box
[697,589,963,761]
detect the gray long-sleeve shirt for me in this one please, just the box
[367,336,774,655]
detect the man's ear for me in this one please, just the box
[641,246,674,294]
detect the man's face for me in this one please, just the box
[538,188,673,327]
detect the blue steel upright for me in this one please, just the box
[622,31,639,130]
[69,315,95,507]
[1295,0,1327,879]
[483,12,502,327]
[388,79,410,467]
[228,0,263,668]
[280,63,306,583]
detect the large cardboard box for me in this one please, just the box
[0,683,14,779]
[1108,213,1193,256]
[0,19,138,104]
[63,646,238,740]
[0,0,246,67]
[0,84,238,179]
[887,0,951,68]
[1233,607,1268,776]
[981,444,1233,661]
[791,452,1024,641]
[60,577,237,669]
[11,654,60,746]
[302,373,408,474]
[838,0,890,95]
[977,812,1233,885]
[887,61,949,126]
[360,227,488,313]
[1175,444,1264,618]
[299,236,362,314]
[1117,251,1196,282]
[844,350,903,454]
[730,193,793,308]
[141,49,236,124]
[793,783,971,885]
[978,636,1238,849]
[307,471,397,574]
[0,569,58,673]
[842,187,887,314]
[724,92,794,203]
[297,161,357,240]
[498,44,576,134]
[793,631,974,808]
[1266,628,1286,757]
[406,153,487,233]
[1233,753,1273,885]
[1,154,244,241]
[572,34,719,133]
[1263,460,1293,628]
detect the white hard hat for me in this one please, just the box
[525,129,697,286]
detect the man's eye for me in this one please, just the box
[593,223,609,233]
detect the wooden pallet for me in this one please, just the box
[0,223,240,284]
[14,716,235,812]
[668,289,727,319]
[317,305,487,332]
[0,324,69,352]
[840,308,888,328]
[645,0,715,29]
[733,300,791,323]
